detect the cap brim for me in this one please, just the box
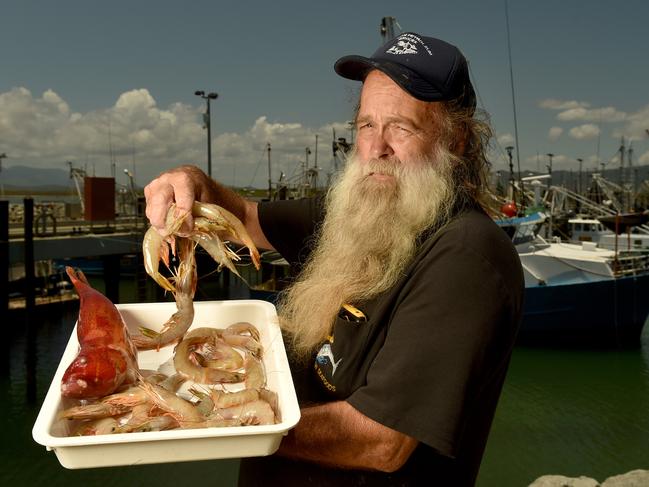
[334,55,377,81]
[334,55,446,103]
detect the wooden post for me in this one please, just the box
[24,198,35,312]
[103,254,120,304]
[0,201,8,319]
[24,197,37,402]
[0,200,8,374]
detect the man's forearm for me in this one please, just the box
[277,400,418,472]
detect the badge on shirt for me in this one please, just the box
[314,334,339,392]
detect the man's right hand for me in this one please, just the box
[144,164,274,252]
[144,165,210,236]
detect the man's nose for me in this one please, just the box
[369,130,394,159]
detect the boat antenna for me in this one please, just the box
[108,119,116,178]
[266,142,272,200]
[504,0,524,208]
[380,17,401,43]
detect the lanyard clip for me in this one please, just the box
[338,303,367,322]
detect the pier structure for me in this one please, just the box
[2,198,147,316]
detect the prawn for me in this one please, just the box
[209,388,259,409]
[173,335,246,384]
[142,204,189,292]
[113,404,180,433]
[209,399,276,426]
[191,201,261,270]
[137,381,204,426]
[133,237,196,350]
[75,417,120,436]
[58,384,149,421]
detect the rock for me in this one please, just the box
[528,475,599,487]
[601,469,649,487]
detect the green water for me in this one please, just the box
[3,276,648,486]
[479,344,649,485]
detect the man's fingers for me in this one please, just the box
[171,173,196,216]
[145,184,175,233]
[144,170,200,236]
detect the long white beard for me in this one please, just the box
[278,147,459,358]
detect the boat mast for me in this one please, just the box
[266,142,272,200]
[504,0,524,210]
[380,17,399,42]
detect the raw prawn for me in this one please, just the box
[75,417,120,436]
[209,388,259,409]
[112,403,180,433]
[191,201,261,270]
[60,267,138,399]
[209,399,276,426]
[58,384,149,420]
[173,335,246,384]
[141,204,190,292]
[137,381,204,426]
[133,237,196,350]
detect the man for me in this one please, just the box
[145,33,523,486]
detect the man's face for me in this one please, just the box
[355,70,440,179]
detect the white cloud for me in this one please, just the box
[0,87,204,170]
[548,127,563,141]
[539,99,626,124]
[615,103,649,141]
[539,99,590,111]
[568,124,600,140]
[497,133,514,147]
[638,149,649,165]
[0,87,349,188]
[556,106,626,123]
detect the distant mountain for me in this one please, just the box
[0,165,71,188]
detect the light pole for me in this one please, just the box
[577,158,583,194]
[0,153,7,197]
[546,153,554,187]
[505,146,516,205]
[195,91,218,178]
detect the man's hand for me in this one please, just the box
[143,164,275,251]
[144,165,210,235]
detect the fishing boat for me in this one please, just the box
[497,212,649,346]
[568,216,649,251]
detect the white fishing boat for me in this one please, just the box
[568,216,649,251]
[497,212,649,346]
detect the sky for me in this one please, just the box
[1,0,649,190]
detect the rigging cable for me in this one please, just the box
[505,0,524,198]
[247,145,270,188]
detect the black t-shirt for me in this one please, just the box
[238,198,524,487]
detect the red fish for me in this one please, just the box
[61,266,138,399]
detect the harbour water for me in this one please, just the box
[3,274,649,486]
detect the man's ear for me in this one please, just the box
[451,123,468,157]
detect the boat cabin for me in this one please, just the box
[569,216,649,251]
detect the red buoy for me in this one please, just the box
[501,202,518,217]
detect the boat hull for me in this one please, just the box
[519,273,649,347]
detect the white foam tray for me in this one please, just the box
[32,300,300,469]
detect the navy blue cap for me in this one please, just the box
[334,32,476,113]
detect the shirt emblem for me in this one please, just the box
[315,343,342,376]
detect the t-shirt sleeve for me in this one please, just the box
[257,197,325,268]
[346,237,520,458]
